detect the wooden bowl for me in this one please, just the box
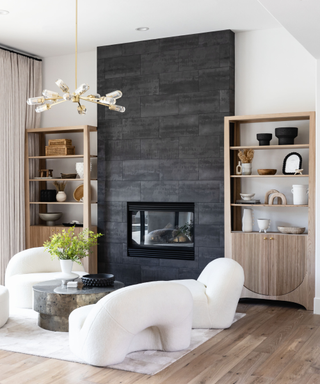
[257,169,277,175]
[278,226,305,234]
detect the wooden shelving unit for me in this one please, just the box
[25,125,98,273]
[224,111,315,310]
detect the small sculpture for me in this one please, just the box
[236,161,242,175]
[294,169,303,175]
[269,192,287,205]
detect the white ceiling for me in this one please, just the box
[0,0,281,58]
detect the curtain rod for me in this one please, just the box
[0,46,42,62]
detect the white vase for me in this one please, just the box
[241,163,252,175]
[242,208,253,232]
[291,184,308,205]
[56,191,67,202]
[59,260,78,284]
[76,161,92,179]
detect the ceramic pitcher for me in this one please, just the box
[291,184,308,205]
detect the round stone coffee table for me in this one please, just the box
[33,279,124,332]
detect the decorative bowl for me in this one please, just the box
[39,212,62,226]
[240,193,255,201]
[257,169,277,175]
[81,274,115,287]
[278,226,305,234]
[275,127,298,145]
[257,133,272,146]
[61,173,77,179]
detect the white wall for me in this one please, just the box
[41,50,98,225]
[236,27,318,312]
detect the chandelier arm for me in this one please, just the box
[50,99,67,107]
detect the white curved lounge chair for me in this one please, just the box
[69,281,193,366]
[171,258,244,329]
[5,247,86,308]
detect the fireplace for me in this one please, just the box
[127,202,194,260]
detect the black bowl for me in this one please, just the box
[257,133,272,146]
[81,273,115,287]
[275,127,298,145]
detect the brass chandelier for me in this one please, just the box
[27,0,125,115]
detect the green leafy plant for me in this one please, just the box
[44,226,103,264]
[175,220,194,240]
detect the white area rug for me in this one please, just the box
[0,309,245,375]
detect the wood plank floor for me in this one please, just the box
[1,300,320,384]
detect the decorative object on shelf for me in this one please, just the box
[48,139,72,146]
[40,189,56,202]
[282,152,302,175]
[63,222,83,227]
[238,149,254,175]
[242,208,253,232]
[45,145,75,156]
[39,212,62,226]
[257,169,277,175]
[39,169,53,178]
[81,273,115,287]
[264,189,280,204]
[257,133,272,146]
[53,181,67,202]
[257,218,270,233]
[291,184,308,205]
[75,161,92,179]
[26,0,125,116]
[73,184,84,202]
[43,226,103,266]
[269,192,287,205]
[61,173,77,179]
[240,193,255,201]
[278,226,305,234]
[294,169,303,175]
[236,161,242,175]
[235,199,261,204]
[275,127,298,145]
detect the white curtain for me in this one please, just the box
[0,49,42,285]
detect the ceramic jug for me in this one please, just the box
[291,184,308,205]
[242,208,253,232]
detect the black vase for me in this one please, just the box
[275,127,298,145]
[257,133,272,146]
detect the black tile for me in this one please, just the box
[122,74,159,97]
[141,181,179,202]
[198,203,224,225]
[179,46,219,71]
[141,138,179,159]
[123,160,160,181]
[199,67,233,91]
[122,117,159,139]
[199,158,224,180]
[104,222,127,243]
[199,113,225,136]
[103,55,141,78]
[159,115,198,138]
[104,202,124,222]
[105,139,140,160]
[160,34,199,51]
[98,120,122,140]
[160,159,199,181]
[195,224,221,248]
[179,181,220,203]
[179,136,220,158]
[97,44,123,59]
[122,39,160,56]
[141,51,179,74]
[199,30,234,47]
[179,92,220,115]
[141,95,179,117]
[159,71,199,94]
[105,180,141,202]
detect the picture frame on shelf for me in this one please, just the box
[282,152,302,175]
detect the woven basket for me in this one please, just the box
[45,145,75,156]
[81,274,115,287]
[48,139,72,146]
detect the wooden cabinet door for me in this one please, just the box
[231,233,269,295]
[269,234,306,296]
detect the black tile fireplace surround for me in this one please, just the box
[97,30,235,285]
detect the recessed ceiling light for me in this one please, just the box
[0,10,9,15]
[136,27,149,32]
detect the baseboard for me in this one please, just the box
[313,297,320,314]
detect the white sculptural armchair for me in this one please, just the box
[5,247,86,309]
[69,281,193,366]
[171,257,244,329]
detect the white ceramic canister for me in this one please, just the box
[242,208,253,232]
[241,163,252,175]
[291,184,308,205]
